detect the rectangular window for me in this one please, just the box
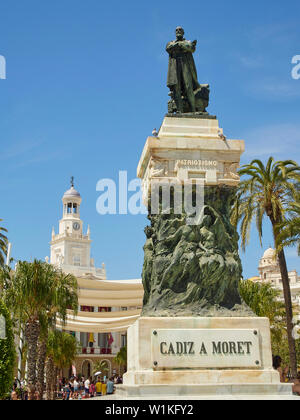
[73,255,81,266]
[98,307,111,312]
[121,334,127,348]
[80,332,88,347]
[80,306,94,312]
[99,333,108,348]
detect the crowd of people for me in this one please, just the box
[59,375,122,400]
[10,358,300,399]
[10,374,123,400]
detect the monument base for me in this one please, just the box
[122,317,295,400]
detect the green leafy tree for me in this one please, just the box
[36,270,78,400]
[0,299,16,399]
[232,157,300,378]
[3,260,78,400]
[0,220,8,267]
[275,201,300,255]
[239,280,286,349]
[114,346,127,374]
[94,360,110,376]
[272,335,300,368]
[46,330,79,400]
[239,279,284,319]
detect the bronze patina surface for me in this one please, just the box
[166,27,210,115]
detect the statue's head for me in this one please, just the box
[175,27,185,40]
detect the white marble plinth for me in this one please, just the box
[122,317,294,399]
[158,116,222,139]
[138,118,245,207]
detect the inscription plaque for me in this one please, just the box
[151,329,261,369]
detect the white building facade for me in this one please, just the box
[252,248,300,308]
[49,181,143,378]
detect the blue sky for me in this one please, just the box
[0,0,299,280]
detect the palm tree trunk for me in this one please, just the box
[51,366,58,400]
[46,355,54,400]
[36,337,47,400]
[25,320,40,400]
[277,249,298,378]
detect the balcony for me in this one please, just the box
[52,232,90,241]
[81,347,112,355]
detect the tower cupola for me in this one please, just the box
[50,177,106,279]
[62,176,82,219]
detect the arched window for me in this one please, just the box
[81,360,92,378]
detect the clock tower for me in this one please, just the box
[50,178,106,279]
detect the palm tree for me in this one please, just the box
[231,157,300,378]
[4,260,47,400]
[45,329,59,401]
[46,330,79,400]
[3,260,77,400]
[114,346,127,375]
[93,360,110,376]
[275,201,300,255]
[36,269,78,400]
[0,219,8,267]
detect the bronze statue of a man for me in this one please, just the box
[166,27,209,114]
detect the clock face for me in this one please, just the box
[73,222,80,231]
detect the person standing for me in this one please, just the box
[96,378,102,397]
[273,355,289,383]
[84,377,90,397]
[63,382,71,400]
[107,378,114,395]
[73,377,79,399]
[89,380,95,398]
[11,385,18,400]
[101,379,107,396]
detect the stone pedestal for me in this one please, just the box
[121,116,296,399]
[138,117,244,196]
[121,317,294,399]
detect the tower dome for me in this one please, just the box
[62,177,82,218]
[259,247,278,271]
[63,186,81,198]
[63,176,81,198]
[262,248,275,260]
